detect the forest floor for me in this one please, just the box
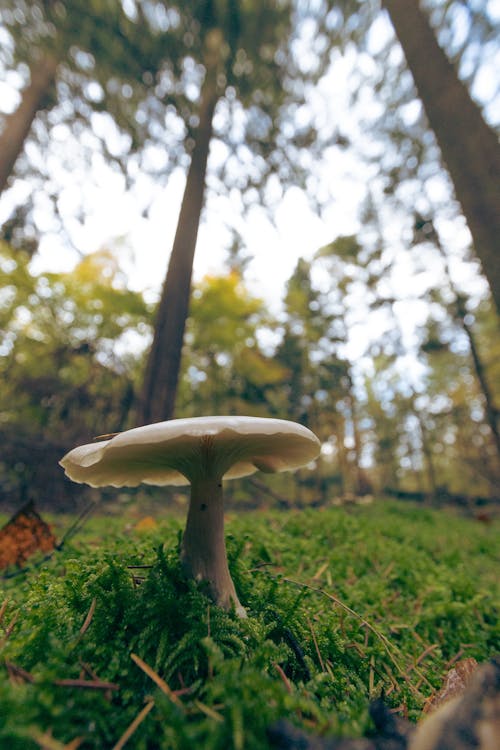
[0,500,499,749]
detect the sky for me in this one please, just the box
[1,45,397,324]
[20,47,370,312]
[0,5,497,350]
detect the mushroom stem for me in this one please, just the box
[181,476,247,617]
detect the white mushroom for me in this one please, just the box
[60,416,321,617]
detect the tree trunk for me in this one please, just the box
[137,62,219,425]
[414,401,438,499]
[416,218,500,459]
[0,54,58,196]
[382,0,500,314]
[430,223,500,459]
[457,296,500,458]
[346,370,371,495]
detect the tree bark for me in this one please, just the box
[432,224,500,459]
[457,295,500,458]
[138,57,220,424]
[0,54,58,196]
[346,369,372,495]
[382,0,500,314]
[413,397,438,498]
[417,218,500,459]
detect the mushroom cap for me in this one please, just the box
[60,416,321,488]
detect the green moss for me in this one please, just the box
[1,501,498,748]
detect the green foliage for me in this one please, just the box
[178,271,288,416]
[0,243,150,507]
[1,0,338,245]
[1,502,498,748]
[316,236,363,263]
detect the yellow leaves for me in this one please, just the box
[179,270,286,412]
[72,249,123,290]
[238,347,288,386]
[133,516,158,532]
[315,235,361,261]
[191,271,263,326]
[188,271,266,356]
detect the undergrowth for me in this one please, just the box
[0,501,498,748]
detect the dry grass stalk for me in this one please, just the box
[283,576,432,698]
[130,652,184,708]
[111,700,155,750]
[78,597,97,637]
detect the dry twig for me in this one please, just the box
[78,597,97,637]
[130,652,184,709]
[53,678,119,691]
[111,700,155,750]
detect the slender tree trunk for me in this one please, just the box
[382,0,500,314]
[346,370,371,495]
[414,403,438,498]
[457,296,500,458]
[379,295,439,496]
[138,54,220,424]
[426,222,500,459]
[336,422,348,496]
[0,54,58,196]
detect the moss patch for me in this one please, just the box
[1,501,498,748]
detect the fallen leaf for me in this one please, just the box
[0,502,56,570]
[423,657,479,714]
[134,516,158,532]
[412,657,500,750]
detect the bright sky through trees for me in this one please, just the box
[0,57,365,311]
[0,5,497,343]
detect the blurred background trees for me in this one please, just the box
[137,0,328,423]
[382,0,500,312]
[0,0,498,510]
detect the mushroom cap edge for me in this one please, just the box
[60,415,321,488]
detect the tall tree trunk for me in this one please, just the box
[456,294,500,458]
[413,398,438,498]
[382,0,500,314]
[0,54,58,196]
[138,40,221,424]
[345,370,371,495]
[415,216,500,458]
[423,220,500,459]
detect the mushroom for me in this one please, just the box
[60,416,321,617]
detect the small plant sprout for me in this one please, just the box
[60,416,321,617]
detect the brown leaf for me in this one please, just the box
[133,516,158,532]
[0,501,56,570]
[412,657,500,750]
[422,657,479,715]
